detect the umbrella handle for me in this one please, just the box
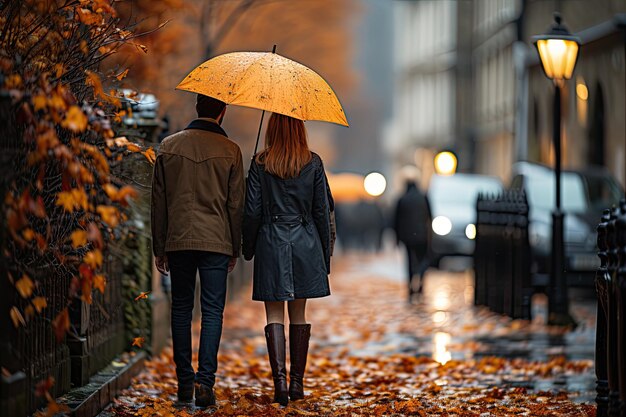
[252,45,277,158]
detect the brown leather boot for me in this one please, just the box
[288,323,311,400]
[265,323,289,406]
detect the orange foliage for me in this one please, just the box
[1,0,158,345]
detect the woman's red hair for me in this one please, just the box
[256,113,311,179]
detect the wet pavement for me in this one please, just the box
[101,249,597,416]
[332,250,596,401]
[312,251,596,401]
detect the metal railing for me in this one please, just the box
[594,203,626,417]
[474,190,532,319]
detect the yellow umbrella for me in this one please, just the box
[326,172,369,203]
[176,50,348,127]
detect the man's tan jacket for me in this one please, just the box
[151,118,244,258]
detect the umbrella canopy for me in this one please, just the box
[176,51,348,127]
[326,172,369,202]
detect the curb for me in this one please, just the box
[58,351,146,417]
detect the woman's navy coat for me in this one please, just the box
[242,153,331,301]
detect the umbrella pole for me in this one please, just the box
[252,45,277,157]
[253,110,265,156]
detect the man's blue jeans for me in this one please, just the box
[167,250,229,388]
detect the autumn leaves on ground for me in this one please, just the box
[107,252,596,417]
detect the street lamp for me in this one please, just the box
[532,12,580,326]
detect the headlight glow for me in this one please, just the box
[432,216,452,236]
[465,224,476,240]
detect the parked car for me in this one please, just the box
[510,162,622,287]
[427,173,504,268]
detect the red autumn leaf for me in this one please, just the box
[34,376,54,397]
[52,309,70,342]
[79,263,94,280]
[86,222,103,249]
[81,275,93,304]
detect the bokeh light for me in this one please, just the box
[363,172,387,197]
[465,223,476,240]
[576,82,588,101]
[434,151,457,176]
[432,216,452,236]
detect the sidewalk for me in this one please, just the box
[104,250,596,416]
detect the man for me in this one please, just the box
[151,94,244,407]
[393,167,431,302]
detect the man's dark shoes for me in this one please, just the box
[177,382,194,403]
[194,383,216,407]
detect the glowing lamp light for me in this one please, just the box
[432,216,452,236]
[532,13,580,82]
[576,82,588,101]
[363,172,386,197]
[465,223,476,240]
[433,332,452,365]
[434,151,457,176]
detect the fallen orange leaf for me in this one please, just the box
[134,291,151,301]
[132,337,145,348]
[142,148,156,164]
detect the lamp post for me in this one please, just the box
[532,13,580,325]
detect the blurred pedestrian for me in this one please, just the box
[151,94,244,407]
[243,113,332,406]
[393,167,431,302]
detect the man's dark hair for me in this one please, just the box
[196,94,226,118]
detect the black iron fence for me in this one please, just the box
[474,190,532,320]
[594,203,626,417]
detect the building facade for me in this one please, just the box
[524,1,626,187]
[390,0,626,188]
[388,0,457,188]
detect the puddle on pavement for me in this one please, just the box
[342,253,597,402]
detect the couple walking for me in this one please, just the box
[151,94,333,407]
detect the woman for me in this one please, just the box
[243,113,332,406]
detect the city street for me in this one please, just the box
[104,250,597,416]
